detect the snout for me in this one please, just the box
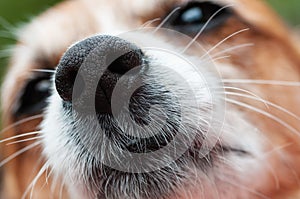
[42,32,226,198]
[54,35,181,153]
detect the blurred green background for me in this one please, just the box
[0,0,299,82]
[0,0,61,81]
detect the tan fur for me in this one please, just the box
[1,0,300,198]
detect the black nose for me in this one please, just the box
[54,35,181,154]
[55,35,144,113]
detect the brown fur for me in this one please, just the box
[1,0,300,198]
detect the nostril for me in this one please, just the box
[55,66,85,102]
[107,49,144,75]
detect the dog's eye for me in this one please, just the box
[164,1,232,34]
[13,73,52,117]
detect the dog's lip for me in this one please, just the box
[112,127,177,153]
[213,145,250,156]
[222,147,249,155]
[64,102,249,157]
[192,139,250,157]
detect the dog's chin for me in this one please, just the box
[83,147,211,199]
[41,92,212,199]
[42,97,250,199]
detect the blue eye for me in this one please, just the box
[181,7,203,24]
[165,1,232,34]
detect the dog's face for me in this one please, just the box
[1,0,300,199]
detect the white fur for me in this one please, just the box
[41,30,265,198]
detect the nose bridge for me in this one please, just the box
[87,0,139,33]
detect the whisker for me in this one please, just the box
[262,143,293,157]
[0,17,17,38]
[21,161,49,199]
[223,79,300,87]
[0,48,13,59]
[139,18,161,29]
[59,178,66,199]
[226,98,300,136]
[199,28,250,60]
[203,43,254,62]
[202,172,221,199]
[0,141,41,167]
[39,167,56,198]
[262,158,280,189]
[45,166,50,185]
[223,86,269,105]
[0,131,40,143]
[31,69,56,73]
[0,114,43,135]
[6,136,43,145]
[257,143,295,189]
[212,86,269,108]
[0,52,10,59]
[270,143,300,187]
[219,174,270,199]
[181,4,234,53]
[0,30,15,40]
[223,87,269,109]
[49,163,60,193]
[153,7,181,33]
[201,55,231,63]
[0,17,15,31]
[225,92,300,120]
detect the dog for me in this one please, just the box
[1,0,300,198]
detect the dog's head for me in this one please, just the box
[1,0,300,198]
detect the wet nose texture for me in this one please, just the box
[55,35,144,114]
